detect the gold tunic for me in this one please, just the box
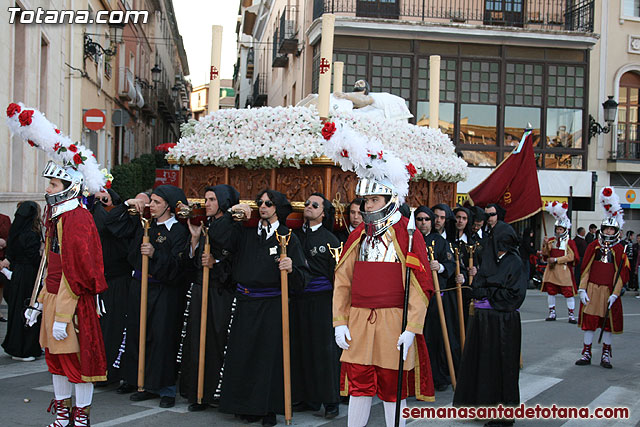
[333,227,428,371]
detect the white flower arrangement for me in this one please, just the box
[170,105,468,183]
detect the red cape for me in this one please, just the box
[59,207,108,381]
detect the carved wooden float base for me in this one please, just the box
[180,164,456,210]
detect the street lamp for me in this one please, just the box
[171,84,181,98]
[589,96,619,140]
[109,22,125,44]
[151,64,162,86]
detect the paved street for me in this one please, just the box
[1,289,639,426]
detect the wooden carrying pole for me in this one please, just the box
[138,219,151,392]
[454,248,466,351]
[276,231,293,425]
[467,244,476,317]
[197,228,211,404]
[428,245,456,390]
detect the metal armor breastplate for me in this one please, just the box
[596,246,614,264]
[556,236,568,251]
[50,198,80,219]
[359,230,399,262]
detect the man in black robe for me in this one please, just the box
[106,185,190,408]
[180,184,239,411]
[218,189,309,426]
[432,203,455,241]
[291,192,340,419]
[91,189,132,386]
[334,197,363,244]
[454,221,527,427]
[415,206,457,392]
[448,206,474,330]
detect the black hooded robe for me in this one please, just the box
[92,200,132,383]
[218,213,309,417]
[180,185,239,405]
[1,202,42,358]
[453,222,527,408]
[290,224,341,408]
[105,193,190,392]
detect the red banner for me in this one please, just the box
[154,169,181,188]
[467,131,542,223]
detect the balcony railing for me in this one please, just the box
[614,139,640,161]
[251,74,268,107]
[313,0,594,32]
[278,6,299,54]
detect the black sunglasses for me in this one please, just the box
[99,196,110,204]
[487,212,498,217]
[304,200,320,209]
[256,200,274,207]
[416,217,430,222]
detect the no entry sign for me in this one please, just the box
[83,109,106,131]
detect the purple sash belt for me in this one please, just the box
[305,276,333,293]
[236,284,281,298]
[133,270,161,284]
[474,298,520,312]
[474,298,492,309]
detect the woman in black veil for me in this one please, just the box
[1,201,43,361]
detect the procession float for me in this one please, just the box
[168,15,468,228]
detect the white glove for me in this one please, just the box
[397,331,416,361]
[335,325,351,350]
[608,294,618,309]
[578,289,589,305]
[24,303,42,327]
[52,321,68,341]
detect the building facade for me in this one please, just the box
[234,0,640,237]
[0,0,190,216]
[190,79,235,120]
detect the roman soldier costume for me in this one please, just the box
[576,187,630,369]
[322,124,434,427]
[8,102,109,427]
[541,202,580,323]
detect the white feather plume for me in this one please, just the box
[321,119,411,202]
[6,102,106,193]
[599,187,624,229]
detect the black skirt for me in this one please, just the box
[1,263,42,358]
[99,274,130,383]
[453,308,521,407]
[179,284,234,404]
[290,290,340,405]
[219,294,285,416]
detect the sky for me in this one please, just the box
[173,1,239,87]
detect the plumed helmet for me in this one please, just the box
[598,187,623,246]
[545,201,571,239]
[42,160,84,206]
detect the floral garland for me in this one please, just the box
[6,102,109,193]
[170,106,468,183]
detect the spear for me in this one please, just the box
[394,210,416,427]
[598,243,628,344]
